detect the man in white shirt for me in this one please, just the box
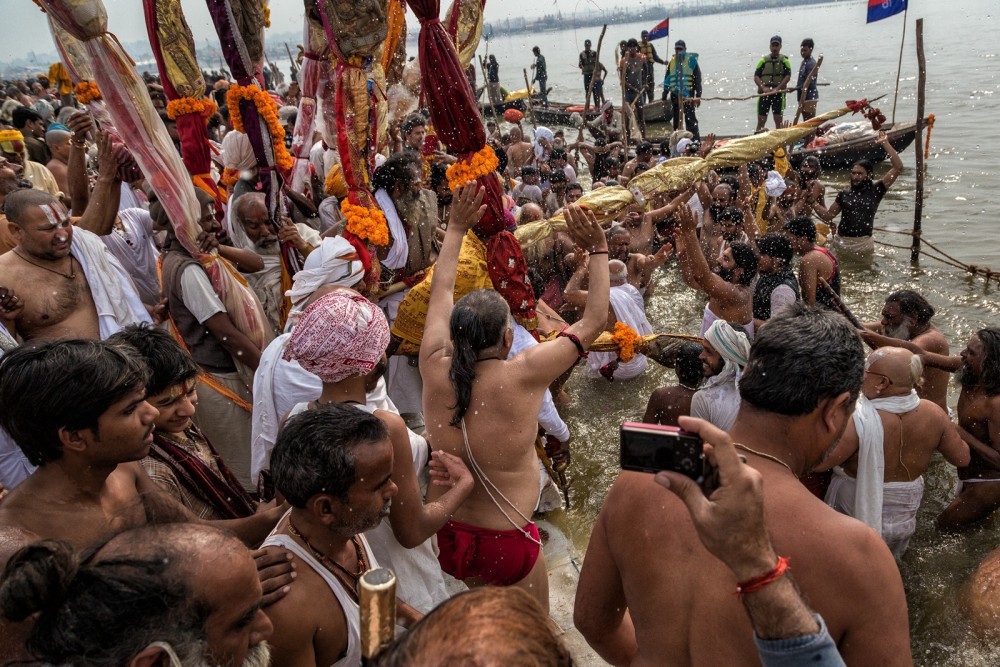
[690,319,750,431]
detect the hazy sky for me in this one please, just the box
[4,0,620,63]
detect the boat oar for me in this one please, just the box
[794,55,823,124]
[818,277,876,348]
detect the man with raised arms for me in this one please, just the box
[575,304,910,665]
[421,186,609,611]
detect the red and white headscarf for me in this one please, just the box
[283,291,389,383]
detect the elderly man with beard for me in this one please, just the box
[818,347,967,559]
[0,523,273,667]
[811,130,903,258]
[261,404,417,667]
[676,204,758,340]
[373,151,439,428]
[229,192,320,335]
[860,290,951,410]
[690,320,751,431]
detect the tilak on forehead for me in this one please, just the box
[39,203,70,228]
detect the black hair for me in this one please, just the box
[11,106,42,130]
[566,183,584,195]
[271,403,388,506]
[636,141,653,155]
[716,206,744,226]
[520,165,539,176]
[448,290,511,426]
[549,169,567,184]
[729,242,759,286]
[756,233,794,266]
[0,524,241,666]
[801,38,815,48]
[526,268,546,301]
[676,342,705,388]
[976,328,1000,397]
[740,303,864,414]
[853,159,874,175]
[0,340,149,466]
[549,148,567,161]
[783,216,817,243]
[401,114,425,138]
[372,151,422,193]
[107,325,199,398]
[626,38,639,49]
[885,290,935,325]
[429,162,449,191]
[3,188,59,226]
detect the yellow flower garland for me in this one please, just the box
[75,81,101,105]
[262,3,271,28]
[324,163,348,199]
[342,201,389,247]
[167,97,217,121]
[225,84,294,172]
[612,322,642,363]
[446,145,499,190]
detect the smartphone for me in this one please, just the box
[619,422,718,493]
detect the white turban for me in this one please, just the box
[764,170,787,198]
[704,320,750,370]
[285,237,364,307]
[534,126,554,159]
[221,130,256,171]
[675,137,693,156]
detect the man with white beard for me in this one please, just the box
[229,193,320,335]
[860,290,951,410]
[0,522,273,667]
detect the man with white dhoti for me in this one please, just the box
[690,319,751,431]
[372,152,439,427]
[819,347,968,559]
[581,259,654,381]
[227,192,320,335]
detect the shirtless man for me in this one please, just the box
[860,290,951,410]
[642,341,704,426]
[675,203,758,339]
[43,126,71,196]
[818,347,967,558]
[421,187,609,611]
[0,340,290,662]
[0,187,147,342]
[784,215,840,310]
[505,125,534,178]
[932,328,1000,530]
[575,304,910,666]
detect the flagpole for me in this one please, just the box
[891,4,908,124]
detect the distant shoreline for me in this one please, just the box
[482,0,852,39]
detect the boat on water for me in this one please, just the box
[480,95,924,170]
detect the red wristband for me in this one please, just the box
[735,556,790,597]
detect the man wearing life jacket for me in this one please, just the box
[662,40,702,141]
[753,36,792,132]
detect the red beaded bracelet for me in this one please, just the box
[735,556,790,597]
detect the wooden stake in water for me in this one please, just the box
[522,68,538,129]
[911,18,926,264]
[359,568,397,664]
[891,6,909,124]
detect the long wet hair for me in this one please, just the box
[448,290,511,426]
[976,328,1000,396]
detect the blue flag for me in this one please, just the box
[867,0,907,23]
[648,18,670,41]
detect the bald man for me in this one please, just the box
[819,347,968,559]
[43,128,71,197]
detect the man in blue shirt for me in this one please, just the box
[796,38,819,120]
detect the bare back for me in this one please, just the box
[841,401,967,482]
[506,142,534,177]
[799,248,835,304]
[958,386,1000,479]
[642,386,695,427]
[0,251,100,340]
[424,353,553,531]
[587,470,910,666]
[910,327,951,409]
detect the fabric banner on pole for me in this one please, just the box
[867,0,907,23]
[648,18,670,41]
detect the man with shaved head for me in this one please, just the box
[43,126,71,196]
[819,346,968,558]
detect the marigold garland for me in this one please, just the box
[75,81,101,105]
[446,145,499,190]
[262,3,271,28]
[225,84,294,172]
[221,168,240,189]
[612,322,642,363]
[167,97,218,121]
[342,200,389,246]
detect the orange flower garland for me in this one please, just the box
[225,84,294,172]
[612,322,642,363]
[446,145,499,190]
[167,97,218,121]
[75,81,101,104]
[342,200,389,246]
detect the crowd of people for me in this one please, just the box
[0,37,996,667]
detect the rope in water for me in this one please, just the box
[871,226,999,285]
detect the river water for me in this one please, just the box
[480,1,999,664]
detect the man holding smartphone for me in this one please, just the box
[575,304,910,665]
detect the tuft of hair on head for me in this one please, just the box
[608,259,628,283]
[909,353,924,388]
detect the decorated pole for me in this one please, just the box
[911,18,926,264]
